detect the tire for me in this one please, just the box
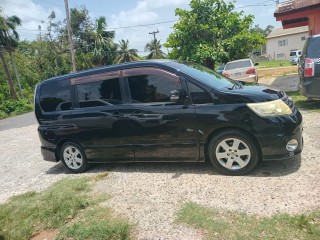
[60,142,89,173]
[207,130,259,175]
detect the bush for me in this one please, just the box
[0,110,8,119]
[0,99,33,117]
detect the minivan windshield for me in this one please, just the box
[173,62,234,90]
[290,51,298,56]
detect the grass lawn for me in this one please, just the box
[287,91,320,112]
[257,60,292,68]
[0,174,130,240]
[177,202,320,240]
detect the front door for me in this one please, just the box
[123,67,199,161]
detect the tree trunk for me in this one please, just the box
[204,58,215,70]
[0,49,18,100]
[9,51,24,98]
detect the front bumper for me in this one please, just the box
[254,113,303,161]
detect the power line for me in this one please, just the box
[16,20,178,32]
[12,0,277,33]
[107,20,177,30]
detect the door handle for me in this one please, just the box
[130,111,143,117]
[112,112,123,118]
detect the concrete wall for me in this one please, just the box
[266,32,309,60]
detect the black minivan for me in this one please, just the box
[298,34,320,98]
[34,60,303,175]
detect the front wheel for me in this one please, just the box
[208,130,259,175]
[60,142,89,173]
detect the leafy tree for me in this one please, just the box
[114,39,139,63]
[0,10,20,100]
[92,16,116,66]
[0,6,121,117]
[145,39,167,59]
[165,0,265,69]
[252,24,274,37]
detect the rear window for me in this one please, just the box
[40,79,71,112]
[224,60,252,70]
[306,37,320,58]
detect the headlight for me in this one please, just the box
[247,99,292,117]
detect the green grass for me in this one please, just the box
[257,60,292,68]
[177,202,320,240]
[287,91,320,112]
[0,177,130,240]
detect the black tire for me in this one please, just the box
[207,130,259,175]
[60,142,89,173]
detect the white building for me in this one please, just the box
[266,26,309,60]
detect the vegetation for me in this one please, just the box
[0,10,21,100]
[177,202,320,240]
[0,176,131,240]
[252,24,274,37]
[165,0,265,69]
[287,91,320,112]
[0,1,272,117]
[115,39,139,63]
[145,39,167,59]
[257,60,292,68]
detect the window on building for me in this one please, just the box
[278,39,288,47]
[277,53,285,58]
[301,36,306,41]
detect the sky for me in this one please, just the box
[0,0,281,53]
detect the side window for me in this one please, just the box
[187,81,213,104]
[40,79,71,112]
[128,74,181,103]
[76,78,122,108]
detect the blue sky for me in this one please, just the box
[0,0,281,52]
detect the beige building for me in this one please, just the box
[266,26,309,60]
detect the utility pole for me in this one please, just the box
[64,0,76,72]
[149,29,159,40]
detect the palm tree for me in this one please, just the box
[114,39,139,63]
[0,11,21,100]
[92,16,116,66]
[145,39,167,59]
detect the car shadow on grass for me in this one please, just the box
[45,155,301,178]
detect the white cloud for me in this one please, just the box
[0,0,62,40]
[109,0,188,52]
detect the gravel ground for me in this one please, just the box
[0,110,320,239]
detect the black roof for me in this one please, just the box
[40,59,178,84]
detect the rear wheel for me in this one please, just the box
[60,142,89,173]
[208,130,259,175]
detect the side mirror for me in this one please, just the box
[170,89,187,103]
[254,62,259,66]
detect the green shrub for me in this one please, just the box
[0,110,8,119]
[0,99,33,116]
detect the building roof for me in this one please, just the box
[275,0,320,16]
[267,26,309,38]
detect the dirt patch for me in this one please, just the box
[258,66,298,79]
[31,229,58,240]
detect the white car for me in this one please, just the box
[222,59,258,83]
[290,50,302,65]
